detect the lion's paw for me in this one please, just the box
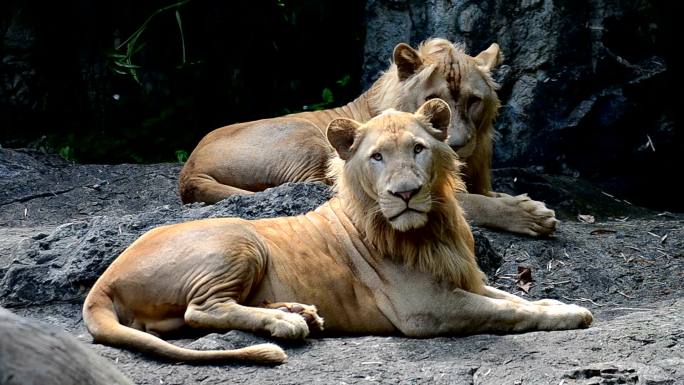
[542,304,594,330]
[275,303,325,333]
[267,312,310,339]
[264,302,325,333]
[501,194,558,237]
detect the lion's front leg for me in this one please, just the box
[397,288,592,337]
[457,192,558,237]
[442,289,593,334]
[185,301,311,340]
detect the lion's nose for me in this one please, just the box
[389,187,421,203]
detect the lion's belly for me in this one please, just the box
[196,118,334,190]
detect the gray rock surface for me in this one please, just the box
[0,306,132,385]
[1,148,682,384]
[362,0,682,211]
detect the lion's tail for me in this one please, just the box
[82,287,286,364]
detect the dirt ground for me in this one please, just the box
[1,148,682,384]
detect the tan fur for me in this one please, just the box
[85,101,591,365]
[178,38,558,237]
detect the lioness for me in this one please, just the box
[84,100,592,364]
[179,38,557,237]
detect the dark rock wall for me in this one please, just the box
[362,0,682,211]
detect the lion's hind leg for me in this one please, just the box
[262,302,325,333]
[185,301,311,340]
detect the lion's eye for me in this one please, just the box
[469,95,482,106]
[371,153,383,161]
[414,144,425,154]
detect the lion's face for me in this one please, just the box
[327,99,455,232]
[376,39,501,159]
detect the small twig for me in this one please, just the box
[495,276,518,282]
[655,249,671,258]
[647,232,661,239]
[624,256,653,264]
[660,234,668,244]
[646,134,656,152]
[625,245,642,252]
[617,291,634,299]
[543,280,572,286]
[562,296,603,307]
[604,307,654,312]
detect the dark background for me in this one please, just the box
[0,0,365,163]
[1,0,681,211]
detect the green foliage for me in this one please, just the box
[336,74,351,87]
[175,149,189,163]
[58,145,75,162]
[108,0,192,83]
[303,74,351,111]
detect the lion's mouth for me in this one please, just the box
[387,208,426,222]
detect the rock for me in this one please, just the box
[0,307,132,385]
[491,167,652,220]
[0,182,331,307]
[1,148,683,384]
[0,176,501,307]
[0,148,183,227]
[362,0,682,212]
[564,360,684,385]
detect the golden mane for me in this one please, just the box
[331,126,485,293]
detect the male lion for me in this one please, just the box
[179,38,557,237]
[84,100,592,364]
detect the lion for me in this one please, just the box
[84,99,591,364]
[178,38,557,237]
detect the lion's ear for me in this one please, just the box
[475,43,502,72]
[416,99,451,141]
[393,43,423,81]
[327,118,361,161]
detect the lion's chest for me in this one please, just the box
[247,216,396,333]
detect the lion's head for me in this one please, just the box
[328,98,459,232]
[371,38,501,160]
[327,99,485,291]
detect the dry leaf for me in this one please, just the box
[577,214,595,223]
[516,266,533,294]
[590,228,617,235]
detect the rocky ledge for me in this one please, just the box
[0,148,682,384]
